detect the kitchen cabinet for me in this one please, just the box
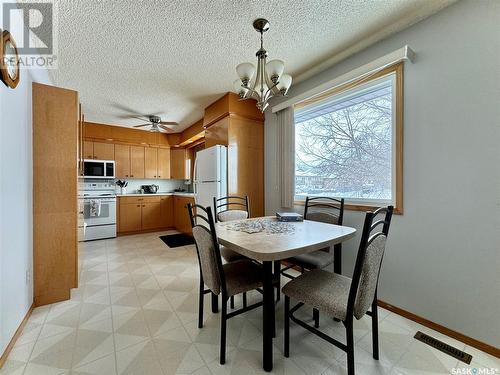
[145,147,158,178]
[130,146,145,178]
[115,144,145,179]
[115,144,131,178]
[118,196,173,233]
[93,142,114,160]
[157,148,170,179]
[160,196,174,227]
[83,140,94,159]
[174,196,195,234]
[170,149,190,179]
[83,141,114,160]
[119,202,142,232]
[33,82,78,306]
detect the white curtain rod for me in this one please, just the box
[271,45,415,113]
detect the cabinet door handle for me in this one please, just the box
[142,205,146,207]
[125,175,129,177]
[158,175,161,178]
[137,205,140,207]
[131,175,134,177]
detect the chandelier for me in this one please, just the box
[233,18,292,112]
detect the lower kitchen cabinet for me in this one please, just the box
[160,196,174,227]
[174,196,195,234]
[119,202,142,232]
[142,201,162,230]
[118,195,183,234]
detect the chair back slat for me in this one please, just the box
[304,196,344,226]
[213,195,250,222]
[188,203,226,296]
[347,206,393,319]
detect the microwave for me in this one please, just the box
[83,160,115,179]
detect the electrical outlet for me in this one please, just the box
[26,269,31,285]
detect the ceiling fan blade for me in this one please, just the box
[159,121,179,126]
[133,123,151,128]
[159,125,174,133]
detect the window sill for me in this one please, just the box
[293,200,403,215]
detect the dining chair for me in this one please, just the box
[281,196,344,327]
[282,206,394,375]
[213,195,250,263]
[188,203,264,365]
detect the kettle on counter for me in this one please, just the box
[142,184,159,194]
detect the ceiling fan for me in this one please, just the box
[132,115,179,133]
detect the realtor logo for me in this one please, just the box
[2,1,57,68]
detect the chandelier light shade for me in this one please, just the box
[233,18,292,112]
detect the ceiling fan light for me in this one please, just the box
[277,74,292,95]
[266,59,284,83]
[236,63,255,85]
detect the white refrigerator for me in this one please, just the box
[193,145,227,210]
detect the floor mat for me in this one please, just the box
[159,233,195,248]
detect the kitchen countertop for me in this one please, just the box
[116,192,195,197]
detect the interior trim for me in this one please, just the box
[0,304,34,369]
[272,45,414,113]
[378,300,500,359]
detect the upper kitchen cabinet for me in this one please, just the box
[145,147,158,178]
[93,142,115,160]
[115,145,145,179]
[157,148,171,179]
[130,146,145,178]
[83,140,94,159]
[84,141,114,160]
[170,148,190,179]
[114,144,131,178]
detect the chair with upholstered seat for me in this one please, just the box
[281,196,344,326]
[188,203,263,365]
[213,195,250,263]
[282,206,393,375]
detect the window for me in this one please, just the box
[294,63,403,212]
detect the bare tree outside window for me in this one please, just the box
[295,78,393,201]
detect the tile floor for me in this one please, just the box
[1,231,498,375]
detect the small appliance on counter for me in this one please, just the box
[142,184,159,194]
[276,212,303,222]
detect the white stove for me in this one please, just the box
[81,182,117,241]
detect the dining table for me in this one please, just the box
[215,216,356,372]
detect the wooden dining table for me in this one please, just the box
[215,217,356,372]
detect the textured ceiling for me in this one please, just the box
[52,0,454,132]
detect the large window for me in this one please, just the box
[294,64,403,212]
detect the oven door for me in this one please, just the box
[83,198,117,226]
[83,160,106,178]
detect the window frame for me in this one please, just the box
[293,62,404,214]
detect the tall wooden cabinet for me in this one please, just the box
[33,83,78,306]
[203,93,264,216]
